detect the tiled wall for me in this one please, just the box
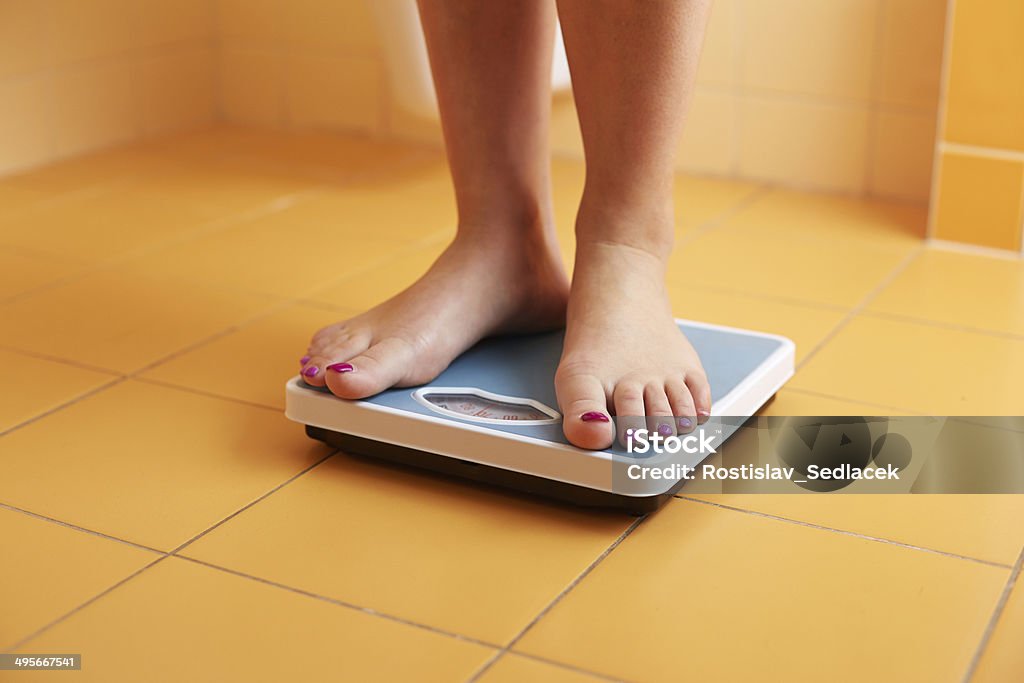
[0,0,217,176]
[551,0,948,201]
[215,0,947,203]
[930,0,1024,252]
[2,0,947,206]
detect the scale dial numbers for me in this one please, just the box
[413,388,560,425]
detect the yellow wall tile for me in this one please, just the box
[739,96,870,192]
[675,90,736,175]
[285,53,381,132]
[138,46,217,135]
[219,47,284,126]
[741,0,880,101]
[384,100,445,146]
[944,0,1024,151]
[933,152,1024,251]
[51,61,139,159]
[216,0,281,45]
[876,0,947,109]
[284,0,380,56]
[696,0,736,86]
[869,109,938,201]
[49,0,140,65]
[549,93,583,159]
[0,77,54,175]
[137,0,215,48]
[0,0,50,79]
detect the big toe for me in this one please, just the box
[556,368,614,450]
[325,337,416,400]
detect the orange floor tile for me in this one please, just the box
[1,128,1020,682]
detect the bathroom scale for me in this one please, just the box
[286,319,794,513]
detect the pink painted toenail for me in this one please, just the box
[302,366,319,378]
[581,411,610,423]
[327,362,354,373]
[300,355,311,365]
[678,417,693,430]
[657,423,673,437]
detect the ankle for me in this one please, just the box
[574,195,675,263]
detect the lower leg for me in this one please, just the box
[555,0,713,448]
[301,1,568,396]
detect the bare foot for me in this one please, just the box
[556,233,711,450]
[301,228,569,398]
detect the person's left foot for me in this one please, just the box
[555,235,712,450]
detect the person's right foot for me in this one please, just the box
[300,228,569,399]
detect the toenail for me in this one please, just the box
[581,411,610,423]
[300,355,311,365]
[657,423,673,437]
[678,417,693,430]
[302,366,319,378]
[327,362,354,373]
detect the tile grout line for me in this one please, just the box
[0,501,165,556]
[776,386,930,416]
[494,651,632,683]
[675,184,773,249]
[3,450,341,653]
[674,495,1014,570]
[464,516,648,683]
[2,132,444,306]
[961,543,1024,683]
[0,187,326,306]
[167,450,338,556]
[666,280,850,315]
[795,243,926,371]
[0,226,448,438]
[174,555,503,652]
[857,308,1024,344]
[132,376,283,413]
[4,555,171,654]
[0,377,127,438]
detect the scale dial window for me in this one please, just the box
[412,388,560,425]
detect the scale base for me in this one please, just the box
[306,425,677,515]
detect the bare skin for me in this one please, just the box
[302,0,713,450]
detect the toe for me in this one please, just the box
[685,370,712,423]
[643,382,676,437]
[300,354,329,387]
[666,380,697,433]
[324,337,416,399]
[613,380,647,447]
[556,368,614,450]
